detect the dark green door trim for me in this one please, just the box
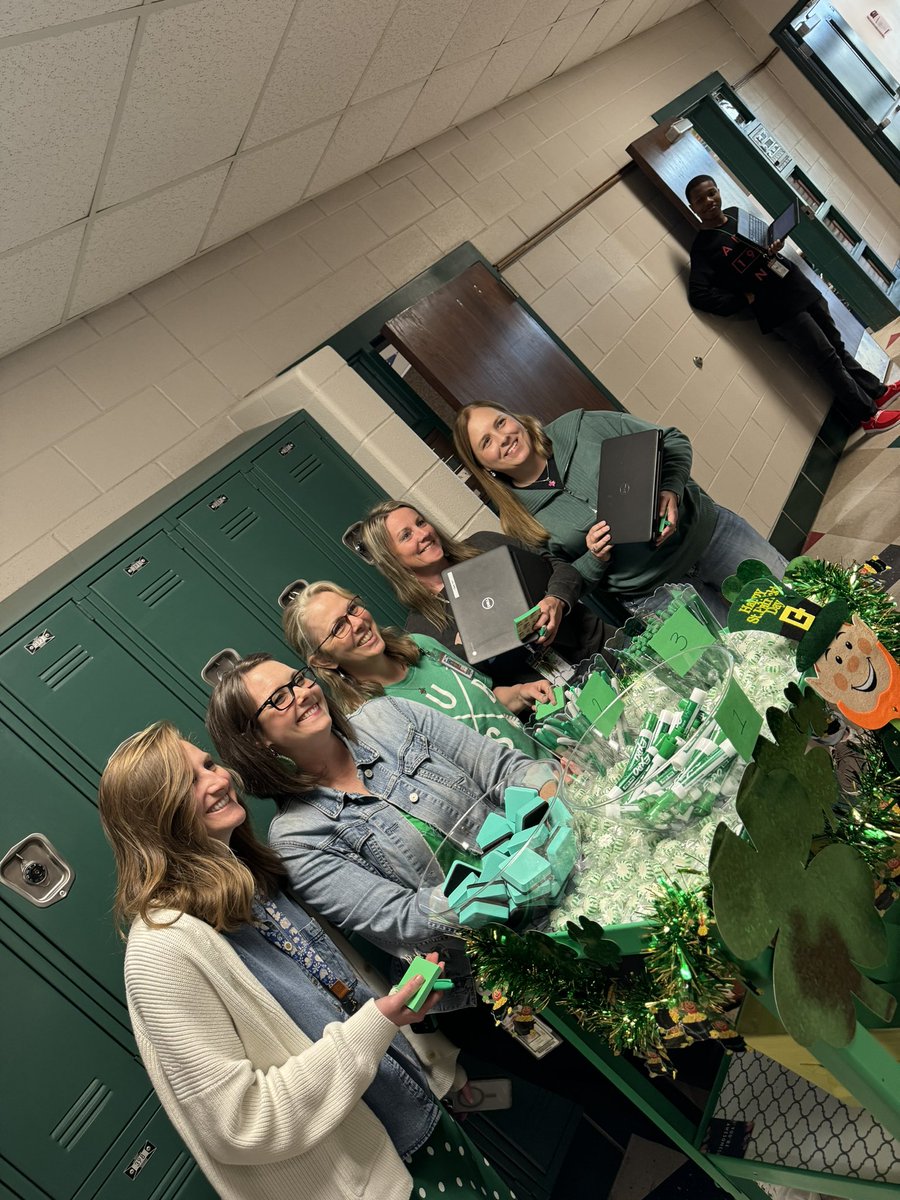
[772,0,900,186]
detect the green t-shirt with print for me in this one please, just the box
[385,634,544,759]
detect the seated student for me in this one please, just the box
[355,499,616,685]
[685,174,900,434]
[452,402,786,625]
[98,721,514,1200]
[283,581,549,756]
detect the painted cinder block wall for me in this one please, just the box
[1,2,898,604]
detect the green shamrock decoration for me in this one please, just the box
[721,559,779,604]
[710,763,894,1047]
[741,683,837,827]
[563,916,622,966]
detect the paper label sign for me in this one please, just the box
[576,673,623,735]
[715,676,762,761]
[649,606,717,676]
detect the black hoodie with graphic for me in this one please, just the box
[688,209,821,334]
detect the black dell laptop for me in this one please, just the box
[442,545,551,665]
[736,198,799,251]
[595,427,663,544]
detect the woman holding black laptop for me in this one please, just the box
[452,403,786,624]
[354,499,616,684]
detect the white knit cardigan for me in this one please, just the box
[125,910,460,1200]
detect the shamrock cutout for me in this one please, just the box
[564,916,622,966]
[721,559,780,604]
[741,683,837,827]
[710,766,893,1047]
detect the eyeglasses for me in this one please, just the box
[311,596,365,658]
[251,669,315,724]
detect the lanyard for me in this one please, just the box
[254,896,358,1015]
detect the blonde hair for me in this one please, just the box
[205,653,355,800]
[452,403,552,549]
[283,580,420,712]
[357,499,480,630]
[98,720,284,935]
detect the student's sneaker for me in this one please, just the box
[875,380,900,407]
[860,408,900,432]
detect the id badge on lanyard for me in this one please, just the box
[768,258,789,278]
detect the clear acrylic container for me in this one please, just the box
[562,642,744,835]
[415,759,579,930]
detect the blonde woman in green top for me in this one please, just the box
[283,582,548,758]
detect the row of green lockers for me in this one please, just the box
[0,413,407,1200]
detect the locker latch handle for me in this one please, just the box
[1,834,74,907]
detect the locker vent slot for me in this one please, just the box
[148,1151,193,1199]
[289,455,321,486]
[221,506,259,540]
[138,569,184,608]
[40,645,92,691]
[51,1078,111,1150]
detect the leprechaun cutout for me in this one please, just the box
[724,564,900,734]
[798,603,900,731]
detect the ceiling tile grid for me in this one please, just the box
[243,0,399,147]
[0,0,698,355]
[70,163,231,315]
[0,224,86,356]
[0,0,134,39]
[97,0,296,206]
[1,18,136,251]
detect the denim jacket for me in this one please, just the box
[268,696,556,1010]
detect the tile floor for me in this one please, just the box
[805,387,900,584]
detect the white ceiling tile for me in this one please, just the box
[438,0,528,66]
[514,9,594,91]
[0,224,85,357]
[0,0,135,37]
[454,29,546,124]
[245,0,399,147]
[389,52,491,157]
[0,19,136,252]
[353,0,471,103]
[69,164,230,316]
[98,0,295,207]
[505,0,567,39]
[306,83,422,196]
[202,117,338,248]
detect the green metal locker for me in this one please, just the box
[0,714,124,1008]
[0,409,412,1198]
[0,600,205,778]
[175,470,398,634]
[85,529,290,706]
[248,418,404,624]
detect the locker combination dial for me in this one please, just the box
[0,833,74,907]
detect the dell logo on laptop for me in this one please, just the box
[482,597,495,610]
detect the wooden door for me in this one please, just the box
[383,261,615,424]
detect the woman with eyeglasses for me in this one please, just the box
[354,500,616,686]
[98,721,514,1200]
[206,655,556,1019]
[451,403,786,624]
[282,582,549,758]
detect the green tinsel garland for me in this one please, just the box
[828,731,900,888]
[784,556,900,657]
[465,882,741,1064]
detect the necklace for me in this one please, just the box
[531,458,556,487]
